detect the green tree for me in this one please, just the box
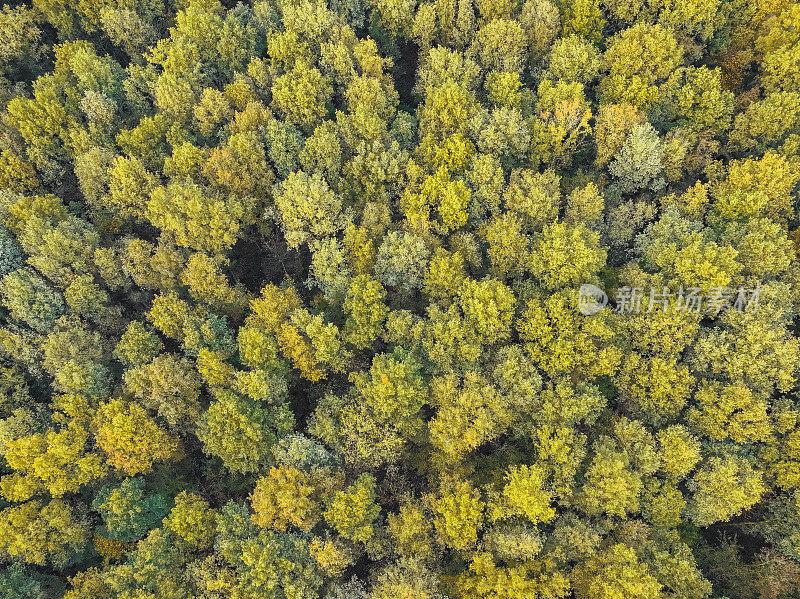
[599,23,681,108]
[686,456,765,526]
[198,389,294,474]
[310,351,426,467]
[92,477,169,542]
[374,231,431,296]
[239,531,323,599]
[1,268,65,332]
[273,171,345,249]
[0,499,91,568]
[123,353,203,429]
[147,180,245,253]
[430,476,484,551]
[608,123,665,194]
[572,543,662,599]
[324,473,380,543]
[163,491,218,550]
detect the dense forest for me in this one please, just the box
[0,0,799,596]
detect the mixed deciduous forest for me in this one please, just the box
[0,0,799,596]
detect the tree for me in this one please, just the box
[147,180,245,253]
[547,35,601,84]
[710,152,800,223]
[105,155,158,220]
[239,531,323,599]
[686,456,765,526]
[2,419,107,502]
[721,217,795,280]
[387,502,436,559]
[762,36,800,93]
[123,353,203,429]
[0,499,91,568]
[371,558,442,599]
[193,87,233,138]
[457,551,570,599]
[503,167,561,231]
[530,79,592,168]
[92,478,169,542]
[494,464,555,524]
[264,118,306,178]
[114,321,164,368]
[565,182,604,225]
[324,473,380,543]
[652,0,719,40]
[634,207,741,291]
[310,351,426,467]
[0,6,46,78]
[121,238,187,292]
[0,227,23,279]
[374,231,431,296]
[1,268,65,332]
[430,476,484,551]
[271,62,333,130]
[579,437,643,518]
[273,171,345,249]
[278,308,350,381]
[458,278,515,344]
[517,290,620,379]
[251,465,321,532]
[6,78,73,178]
[116,114,171,172]
[690,309,800,396]
[688,382,771,443]
[655,67,733,133]
[163,491,218,550]
[519,0,561,61]
[529,222,607,289]
[729,91,800,153]
[428,372,512,463]
[608,123,665,194]
[197,389,294,474]
[423,247,467,305]
[572,543,662,599]
[656,425,701,479]
[599,23,681,108]
[594,103,645,167]
[483,523,543,561]
[0,150,39,194]
[343,274,388,349]
[560,0,605,44]
[94,399,179,476]
[64,274,120,327]
[300,121,343,183]
[615,353,694,426]
[0,563,48,599]
[483,213,531,279]
[204,130,275,203]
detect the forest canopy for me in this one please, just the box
[1,0,800,597]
